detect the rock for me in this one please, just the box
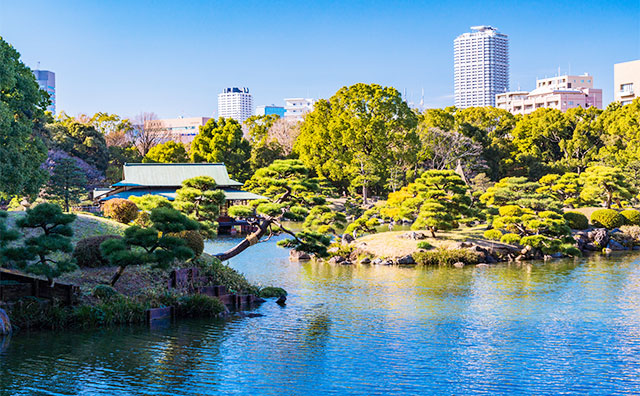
[583,243,599,251]
[289,250,311,261]
[607,240,625,251]
[544,255,552,261]
[0,308,10,336]
[551,252,564,259]
[372,258,384,265]
[341,260,353,265]
[602,248,613,255]
[588,228,609,248]
[245,312,264,318]
[341,233,355,245]
[329,256,346,264]
[382,260,394,266]
[276,296,286,306]
[398,231,426,240]
[453,261,465,268]
[515,255,526,262]
[327,246,340,254]
[396,255,415,265]
[476,263,490,268]
[633,246,640,251]
[486,254,498,264]
[360,257,371,264]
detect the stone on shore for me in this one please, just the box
[453,262,465,268]
[396,255,415,265]
[290,250,311,261]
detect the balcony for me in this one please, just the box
[619,89,635,97]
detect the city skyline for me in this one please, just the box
[0,0,638,119]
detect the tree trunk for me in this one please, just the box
[213,218,273,262]
[606,190,613,209]
[362,184,368,205]
[429,227,436,238]
[110,265,127,286]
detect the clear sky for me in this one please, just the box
[1,0,638,119]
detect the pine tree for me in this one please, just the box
[43,157,87,212]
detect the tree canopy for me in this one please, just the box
[143,141,188,163]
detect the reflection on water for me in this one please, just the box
[2,235,640,395]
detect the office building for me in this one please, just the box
[256,105,286,117]
[454,26,509,108]
[284,98,315,121]
[218,87,253,123]
[33,69,56,114]
[496,74,602,115]
[614,60,640,105]
[144,117,210,144]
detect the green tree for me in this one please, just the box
[580,165,636,208]
[537,172,582,208]
[0,211,23,267]
[244,114,286,172]
[15,203,78,284]
[295,83,418,202]
[174,176,226,238]
[142,141,188,163]
[101,207,199,286]
[106,145,142,183]
[0,37,49,198]
[380,170,472,237]
[557,107,604,173]
[191,118,251,181]
[43,157,87,212]
[48,118,110,172]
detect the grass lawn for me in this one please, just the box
[354,224,489,258]
[6,211,127,244]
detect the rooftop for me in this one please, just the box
[113,163,243,188]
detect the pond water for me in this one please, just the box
[2,235,640,395]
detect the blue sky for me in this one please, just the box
[0,0,638,119]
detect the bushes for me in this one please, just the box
[73,235,122,268]
[196,257,258,295]
[259,287,288,298]
[169,230,205,257]
[92,284,120,301]
[175,294,225,318]
[500,233,521,245]
[417,241,433,249]
[483,229,502,240]
[591,209,625,229]
[413,248,483,266]
[621,209,640,226]
[564,212,589,230]
[103,198,138,223]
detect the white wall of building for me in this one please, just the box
[218,87,253,123]
[284,98,315,120]
[454,26,509,108]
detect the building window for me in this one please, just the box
[621,83,633,92]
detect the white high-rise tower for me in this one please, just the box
[454,26,509,108]
[218,87,253,122]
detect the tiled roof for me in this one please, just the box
[113,163,242,188]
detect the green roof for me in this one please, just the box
[114,163,242,188]
[100,187,267,202]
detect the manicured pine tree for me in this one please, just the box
[43,157,87,212]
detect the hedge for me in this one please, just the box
[73,235,123,268]
[563,211,589,230]
[103,198,139,224]
[591,209,625,229]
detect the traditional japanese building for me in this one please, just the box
[96,163,266,232]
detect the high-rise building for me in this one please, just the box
[614,60,640,105]
[218,87,253,123]
[496,73,602,115]
[284,98,315,121]
[144,117,211,145]
[255,105,286,117]
[454,26,509,108]
[33,69,56,114]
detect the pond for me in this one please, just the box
[2,235,640,395]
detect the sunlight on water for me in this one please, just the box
[2,235,640,395]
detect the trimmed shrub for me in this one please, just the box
[195,257,258,294]
[73,235,123,268]
[413,248,483,266]
[92,284,120,301]
[591,209,625,229]
[498,205,523,217]
[563,211,589,230]
[176,294,225,317]
[484,229,503,240]
[500,233,521,245]
[259,287,288,298]
[169,230,205,257]
[621,209,640,226]
[103,198,138,224]
[562,245,582,257]
[417,241,433,249]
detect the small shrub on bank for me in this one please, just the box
[73,235,122,268]
[169,230,204,257]
[591,209,625,229]
[417,241,433,249]
[563,212,589,230]
[562,245,582,257]
[103,198,139,224]
[195,257,259,295]
[413,248,483,266]
[92,284,120,301]
[176,294,225,317]
[621,210,640,226]
[500,233,521,245]
[484,229,502,240]
[259,287,288,298]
